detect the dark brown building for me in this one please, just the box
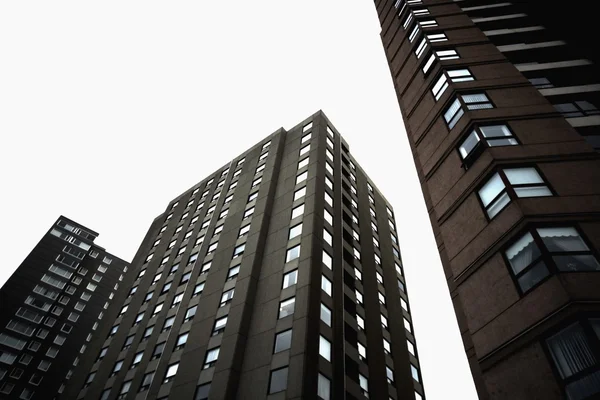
[373,1,600,399]
[0,217,129,399]
[66,111,425,400]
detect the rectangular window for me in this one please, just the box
[296,171,308,184]
[220,289,234,306]
[545,319,600,399]
[298,157,309,170]
[322,251,332,269]
[213,316,227,335]
[293,187,306,201]
[318,373,331,400]
[505,227,599,293]
[269,367,288,394]
[299,145,310,157]
[286,245,301,262]
[175,332,188,351]
[459,124,518,162]
[321,275,332,296]
[274,329,292,353]
[319,335,331,361]
[164,362,179,383]
[203,347,220,369]
[227,265,240,280]
[289,223,302,240]
[427,32,447,42]
[478,168,551,219]
[184,305,197,321]
[432,73,449,100]
[415,37,428,59]
[444,98,465,129]
[278,297,296,319]
[420,19,437,27]
[282,270,298,289]
[291,204,304,219]
[320,303,331,326]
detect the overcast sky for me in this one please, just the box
[0,1,478,399]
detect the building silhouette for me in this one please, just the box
[373,1,600,399]
[65,111,425,400]
[0,217,129,399]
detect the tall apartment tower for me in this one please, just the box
[0,217,129,400]
[67,111,425,400]
[373,1,600,399]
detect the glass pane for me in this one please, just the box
[466,103,493,110]
[505,168,544,185]
[514,186,552,198]
[547,322,596,379]
[538,227,589,252]
[478,173,506,207]
[565,369,600,400]
[432,75,448,97]
[480,125,511,138]
[462,93,489,103]
[505,232,542,275]
[459,131,481,159]
[554,255,600,272]
[486,138,518,147]
[486,191,510,218]
[447,69,470,78]
[444,99,461,124]
[517,261,549,292]
[449,108,465,129]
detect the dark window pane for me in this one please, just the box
[274,330,292,353]
[269,367,288,394]
[553,255,600,272]
[517,261,549,292]
[195,383,211,400]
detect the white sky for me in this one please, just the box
[0,1,477,398]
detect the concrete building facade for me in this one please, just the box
[69,111,425,400]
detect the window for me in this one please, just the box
[152,273,162,284]
[428,32,447,42]
[132,351,143,368]
[175,332,189,351]
[164,362,179,383]
[119,305,128,315]
[319,336,331,361]
[259,151,269,161]
[554,101,600,118]
[325,177,333,190]
[20,388,34,400]
[355,290,363,304]
[233,244,245,258]
[282,269,298,289]
[358,341,367,360]
[286,245,301,262]
[203,348,220,369]
[152,342,165,359]
[318,373,331,400]
[143,326,154,339]
[243,207,255,219]
[291,204,304,219]
[404,318,412,332]
[459,124,518,162]
[153,303,163,315]
[444,98,465,129]
[221,289,235,306]
[506,227,599,293]
[180,271,192,284]
[415,37,428,59]
[212,316,227,335]
[140,371,154,392]
[298,157,309,170]
[324,209,333,226]
[239,224,251,237]
[325,162,334,175]
[378,292,386,305]
[359,374,369,396]
[163,316,175,332]
[251,177,262,187]
[545,319,600,399]
[201,261,212,274]
[408,24,420,42]
[269,367,288,394]
[207,242,218,254]
[322,251,332,269]
[401,298,409,311]
[112,360,123,375]
[381,314,388,329]
[300,144,310,156]
[322,275,332,296]
[289,223,302,239]
[321,303,331,326]
[303,122,313,132]
[478,168,551,219]
[411,364,420,382]
[227,265,240,280]
[324,192,333,207]
[323,229,332,246]
[185,305,197,321]
[193,282,205,296]
[278,297,295,319]
[386,366,395,383]
[432,73,449,100]
[195,383,211,400]
[144,291,154,302]
[293,187,306,201]
[301,132,311,144]
[274,329,292,353]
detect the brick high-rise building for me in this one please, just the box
[373,1,600,399]
[0,217,129,399]
[67,111,425,400]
